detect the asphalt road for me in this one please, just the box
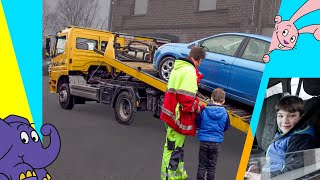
[42,76,246,180]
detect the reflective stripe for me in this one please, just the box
[176,89,196,98]
[161,172,167,177]
[167,88,176,93]
[161,172,176,178]
[176,119,193,131]
[178,164,184,168]
[191,100,197,113]
[178,165,184,171]
[166,88,196,98]
[162,106,176,120]
[162,107,193,131]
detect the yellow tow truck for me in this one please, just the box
[46,26,249,133]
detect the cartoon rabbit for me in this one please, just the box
[263,0,320,63]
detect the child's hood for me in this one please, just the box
[202,105,226,120]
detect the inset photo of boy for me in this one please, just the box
[245,78,320,180]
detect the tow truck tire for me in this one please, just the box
[59,83,74,110]
[114,91,135,125]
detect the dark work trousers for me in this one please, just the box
[197,141,220,180]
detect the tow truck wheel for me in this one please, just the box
[59,83,74,110]
[114,91,135,125]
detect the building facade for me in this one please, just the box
[111,0,281,42]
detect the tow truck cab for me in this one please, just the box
[46,27,114,93]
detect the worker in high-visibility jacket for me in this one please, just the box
[160,47,206,180]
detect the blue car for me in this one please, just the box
[153,33,271,106]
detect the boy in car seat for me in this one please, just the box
[245,95,316,179]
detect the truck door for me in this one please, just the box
[227,38,269,106]
[70,32,100,71]
[51,34,68,72]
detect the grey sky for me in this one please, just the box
[45,0,111,30]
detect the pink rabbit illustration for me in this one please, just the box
[263,0,320,63]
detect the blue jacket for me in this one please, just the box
[197,104,230,143]
[262,125,315,177]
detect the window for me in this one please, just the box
[55,36,66,56]
[101,41,108,51]
[291,78,313,100]
[242,39,270,63]
[134,0,148,15]
[199,0,217,11]
[266,82,282,98]
[76,38,98,50]
[201,35,244,56]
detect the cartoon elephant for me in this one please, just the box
[0,115,61,180]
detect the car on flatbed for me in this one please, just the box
[153,33,271,106]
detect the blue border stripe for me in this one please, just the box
[2,0,42,134]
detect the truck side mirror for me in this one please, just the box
[45,36,51,57]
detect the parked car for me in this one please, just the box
[153,33,271,106]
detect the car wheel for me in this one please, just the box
[159,57,175,81]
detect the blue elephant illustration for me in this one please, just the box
[0,115,61,180]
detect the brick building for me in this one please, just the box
[110,0,281,42]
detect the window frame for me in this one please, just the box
[54,35,67,57]
[101,41,108,52]
[75,37,98,51]
[134,0,149,15]
[199,35,245,57]
[198,0,217,11]
[240,38,270,63]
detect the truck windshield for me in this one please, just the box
[55,36,66,56]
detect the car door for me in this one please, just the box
[227,38,270,106]
[198,35,245,92]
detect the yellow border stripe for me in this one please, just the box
[236,127,254,179]
[0,2,33,122]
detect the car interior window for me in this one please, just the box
[55,36,66,56]
[266,82,283,98]
[101,41,108,51]
[76,38,98,50]
[200,35,244,56]
[242,39,270,62]
[291,78,313,100]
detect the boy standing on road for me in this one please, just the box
[197,88,230,180]
[160,47,206,180]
